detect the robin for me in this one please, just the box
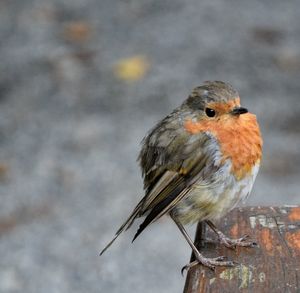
[100,81,263,271]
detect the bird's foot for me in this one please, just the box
[181,254,236,275]
[205,221,258,249]
[219,234,258,249]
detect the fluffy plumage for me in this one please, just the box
[100,81,262,257]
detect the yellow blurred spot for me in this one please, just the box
[114,55,149,82]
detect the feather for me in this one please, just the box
[100,118,217,253]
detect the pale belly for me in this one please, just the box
[171,163,260,225]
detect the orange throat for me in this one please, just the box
[184,113,263,180]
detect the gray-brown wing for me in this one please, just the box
[132,125,219,240]
[100,116,219,254]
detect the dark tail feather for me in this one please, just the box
[99,202,142,255]
[132,182,186,242]
[99,232,121,255]
[132,213,154,243]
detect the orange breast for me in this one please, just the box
[184,113,263,180]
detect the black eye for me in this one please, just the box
[205,108,215,117]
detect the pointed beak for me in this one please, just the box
[231,107,248,115]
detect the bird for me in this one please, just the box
[100,81,263,271]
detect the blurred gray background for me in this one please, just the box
[0,0,300,292]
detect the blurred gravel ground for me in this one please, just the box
[0,0,300,292]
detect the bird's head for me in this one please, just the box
[183,81,248,122]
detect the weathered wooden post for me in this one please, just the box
[184,206,300,293]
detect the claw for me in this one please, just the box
[206,221,258,250]
[181,255,236,274]
[219,234,258,249]
[181,265,189,276]
[181,260,199,275]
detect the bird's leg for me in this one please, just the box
[170,214,235,273]
[205,220,257,249]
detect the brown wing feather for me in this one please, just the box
[100,110,218,254]
[131,130,216,240]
